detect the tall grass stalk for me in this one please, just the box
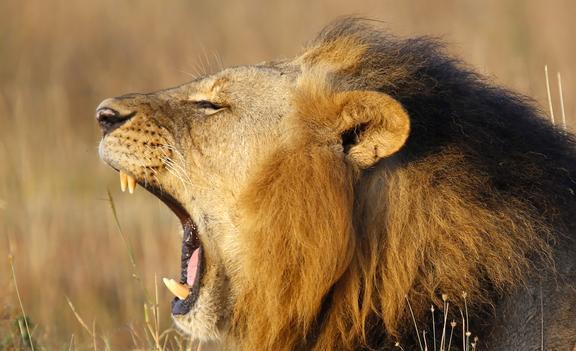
[65,296,94,338]
[557,72,567,130]
[447,321,456,351]
[431,305,437,351]
[106,190,142,286]
[405,295,424,351]
[544,65,556,124]
[65,296,101,351]
[68,334,75,351]
[8,254,36,351]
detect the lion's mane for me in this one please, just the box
[232,18,574,350]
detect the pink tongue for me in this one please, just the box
[186,249,200,286]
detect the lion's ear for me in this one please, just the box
[336,91,410,168]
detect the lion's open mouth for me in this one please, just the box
[118,170,204,316]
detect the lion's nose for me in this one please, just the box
[96,98,136,136]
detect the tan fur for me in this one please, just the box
[297,36,367,71]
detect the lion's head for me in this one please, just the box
[97,19,575,350]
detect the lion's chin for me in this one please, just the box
[171,285,226,342]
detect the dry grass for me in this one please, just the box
[0,0,573,349]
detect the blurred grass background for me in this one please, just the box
[0,0,573,349]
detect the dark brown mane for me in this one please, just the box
[233,18,575,351]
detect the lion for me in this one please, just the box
[96,18,576,350]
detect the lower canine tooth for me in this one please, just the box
[127,175,137,194]
[162,278,190,300]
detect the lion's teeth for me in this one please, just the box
[120,171,127,192]
[162,278,190,300]
[127,175,137,194]
[119,171,137,194]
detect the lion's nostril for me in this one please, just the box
[96,107,119,122]
[96,105,135,136]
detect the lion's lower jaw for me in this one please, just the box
[171,264,233,344]
[171,291,224,342]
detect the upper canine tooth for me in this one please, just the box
[127,175,137,194]
[120,171,127,192]
[162,278,190,300]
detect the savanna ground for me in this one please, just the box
[0,0,574,349]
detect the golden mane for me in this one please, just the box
[232,19,555,351]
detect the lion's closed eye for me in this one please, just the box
[192,100,227,115]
